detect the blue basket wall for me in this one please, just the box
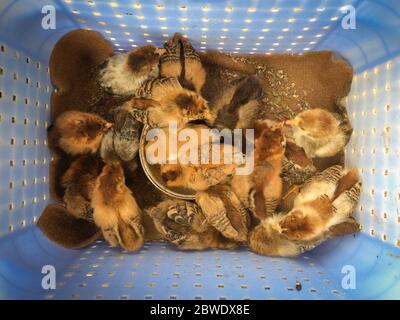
[0,0,399,300]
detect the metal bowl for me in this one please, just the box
[139,125,196,200]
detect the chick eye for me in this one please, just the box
[298,122,306,130]
[77,128,88,137]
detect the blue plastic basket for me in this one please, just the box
[0,0,399,300]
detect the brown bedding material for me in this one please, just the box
[38,29,355,249]
[38,204,101,249]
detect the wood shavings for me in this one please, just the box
[224,53,311,121]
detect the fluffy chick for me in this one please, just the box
[91,163,144,251]
[281,141,316,190]
[159,33,182,79]
[122,77,214,128]
[100,108,142,163]
[99,45,161,96]
[279,165,361,241]
[248,214,310,257]
[145,123,239,191]
[212,75,263,130]
[158,137,242,192]
[231,120,285,220]
[179,34,206,93]
[61,155,104,221]
[147,123,220,166]
[161,162,238,192]
[148,199,239,250]
[196,184,250,242]
[54,111,112,155]
[249,166,361,257]
[160,33,206,93]
[285,108,350,158]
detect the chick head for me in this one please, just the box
[286,108,338,138]
[278,209,312,241]
[254,120,286,162]
[59,110,112,136]
[56,111,112,154]
[174,91,215,124]
[98,163,126,197]
[127,45,160,77]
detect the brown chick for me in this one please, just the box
[146,123,239,191]
[248,214,309,257]
[277,166,361,240]
[159,34,182,79]
[179,34,206,93]
[148,199,239,250]
[196,184,250,242]
[285,108,351,158]
[100,108,142,163]
[91,163,144,251]
[146,123,220,167]
[162,162,238,192]
[158,134,242,192]
[212,75,263,130]
[122,77,214,128]
[231,120,286,220]
[279,165,362,241]
[160,33,206,93]
[61,155,104,221]
[281,141,316,191]
[99,45,161,96]
[249,166,361,257]
[54,111,112,155]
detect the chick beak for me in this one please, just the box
[105,122,113,129]
[285,118,300,126]
[202,111,216,124]
[271,223,283,233]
